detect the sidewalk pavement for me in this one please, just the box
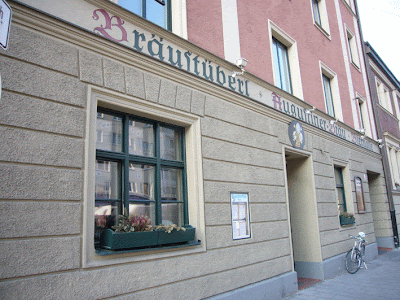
[285,248,400,300]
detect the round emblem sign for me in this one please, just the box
[288,121,305,149]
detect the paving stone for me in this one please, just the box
[285,249,400,299]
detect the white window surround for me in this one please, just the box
[108,0,188,39]
[385,135,400,189]
[341,0,355,14]
[394,91,400,128]
[320,61,344,121]
[310,0,331,39]
[345,25,360,69]
[268,20,304,100]
[375,77,393,114]
[355,92,371,137]
[83,86,205,268]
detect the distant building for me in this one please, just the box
[0,1,394,299]
[364,42,400,248]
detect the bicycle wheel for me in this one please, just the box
[345,248,362,274]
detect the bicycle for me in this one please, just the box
[345,231,367,274]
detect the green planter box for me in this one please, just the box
[157,226,196,245]
[340,215,355,226]
[100,226,196,250]
[100,229,159,250]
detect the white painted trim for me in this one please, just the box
[334,0,359,130]
[310,0,331,38]
[369,60,396,90]
[221,0,241,64]
[171,0,188,39]
[268,20,304,100]
[82,86,206,268]
[354,17,377,139]
[393,90,400,129]
[344,24,360,69]
[355,92,372,137]
[320,61,344,121]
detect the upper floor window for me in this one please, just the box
[269,20,303,99]
[346,27,360,68]
[272,38,292,94]
[388,145,400,190]
[112,0,171,30]
[322,74,335,117]
[311,0,331,38]
[320,62,343,121]
[376,78,393,113]
[312,0,322,26]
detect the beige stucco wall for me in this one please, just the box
[0,3,391,299]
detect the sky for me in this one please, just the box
[357,0,400,81]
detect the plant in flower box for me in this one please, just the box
[156,224,195,245]
[99,209,196,250]
[339,212,355,226]
[100,209,158,250]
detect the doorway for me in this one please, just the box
[285,150,323,280]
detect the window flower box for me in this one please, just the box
[339,215,355,226]
[100,229,159,250]
[157,225,196,245]
[100,226,196,250]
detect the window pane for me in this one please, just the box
[95,201,119,228]
[129,164,155,201]
[146,0,166,28]
[313,0,321,25]
[272,40,282,90]
[96,113,123,152]
[273,38,292,94]
[129,120,155,157]
[161,203,183,226]
[95,160,121,200]
[323,75,335,117]
[118,0,142,15]
[160,127,182,161]
[128,202,156,227]
[337,187,346,214]
[94,200,120,244]
[278,44,292,93]
[161,168,182,201]
[334,167,343,185]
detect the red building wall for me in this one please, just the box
[186,0,370,129]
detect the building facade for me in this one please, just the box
[0,0,394,299]
[365,42,400,249]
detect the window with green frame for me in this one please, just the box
[114,0,171,30]
[94,109,188,245]
[335,167,346,214]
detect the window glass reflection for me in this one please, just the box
[95,160,120,200]
[160,127,181,161]
[96,113,123,153]
[129,120,155,157]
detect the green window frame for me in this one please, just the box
[323,74,335,117]
[94,108,188,245]
[272,37,293,94]
[335,167,347,214]
[116,0,172,30]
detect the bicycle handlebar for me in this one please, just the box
[348,234,367,243]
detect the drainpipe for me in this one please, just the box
[354,0,399,248]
